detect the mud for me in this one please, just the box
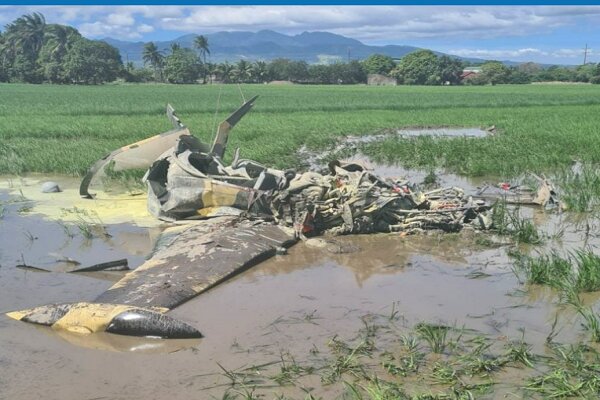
[1,162,599,399]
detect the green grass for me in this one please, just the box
[2,83,600,176]
[556,164,600,212]
[491,201,544,244]
[514,249,600,293]
[515,252,573,287]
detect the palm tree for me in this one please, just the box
[216,62,234,83]
[0,32,12,63]
[6,12,46,57]
[193,35,210,83]
[233,59,252,83]
[0,33,11,80]
[170,42,181,54]
[193,35,210,64]
[252,61,268,83]
[3,13,46,82]
[142,42,164,82]
[204,62,218,84]
[45,24,78,61]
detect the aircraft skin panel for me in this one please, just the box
[79,127,190,198]
[95,217,296,310]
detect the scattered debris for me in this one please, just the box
[16,263,51,272]
[475,174,560,208]
[6,96,560,340]
[41,181,61,193]
[69,258,129,273]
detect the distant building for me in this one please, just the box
[460,67,482,81]
[367,74,397,86]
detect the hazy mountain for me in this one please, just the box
[103,29,484,65]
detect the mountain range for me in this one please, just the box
[103,30,494,66]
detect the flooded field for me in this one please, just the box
[1,163,599,399]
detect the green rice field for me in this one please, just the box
[1,83,600,176]
[4,83,600,399]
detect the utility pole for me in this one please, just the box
[583,43,588,65]
[347,47,351,62]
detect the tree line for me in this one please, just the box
[2,12,599,86]
[0,13,122,84]
[135,43,368,84]
[362,52,600,85]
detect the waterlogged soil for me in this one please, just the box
[0,166,599,399]
[298,126,491,174]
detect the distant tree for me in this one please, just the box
[216,62,235,83]
[0,32,8,81]
[252,61,269,83]
[193,35,210,83]
[534,65,577,82]
[308,64,332,83]
[44,24,79,60]
[204,62,218,83]
[7,12,46,57]
[574,63,597,82]
[286,60,309,81]
[38,24,81,83]
[232,59,252,83]
[391,50,441,85]
[123,63,154,83]
[3,12,47,82]
[518,62,542,75]
[63,38,122,84]
[479,61,511,85]
[362,54,395,75]
[507,67,532,84]
[267,58,290,81]
[437,56,464,85]
[0,13,124,84]
[193,35,210,64]
[267,58,308,81]
[164,47,199,84]
[591,63,600,84]
[142,42,164,82]
[170,43,181,53]
[345,60,367,84]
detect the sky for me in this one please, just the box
[0,6,598,64]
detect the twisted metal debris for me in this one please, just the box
[144,136,493,237]
[7,97,556,340]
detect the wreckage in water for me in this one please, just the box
[8,96,550,340]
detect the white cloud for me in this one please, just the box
[106,12,135,27]
[448,47,594,60]
[78,20,145,40]
[138,24,154,33]
[132,6,600,42]
[449,48,548,59]
[551,48,595,58]
[2,6,600,43]
[1,5,599,63]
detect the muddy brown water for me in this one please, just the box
[0,168,599,399]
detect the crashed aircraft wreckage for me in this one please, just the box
[7,96,556,340]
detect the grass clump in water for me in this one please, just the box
[515,250,600,294]
[515,252,572,288]
[573,250,600,292]
[415,323,450,354]
[524,343,600,397]
[491,201,544,244]
[556,163,600,213]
